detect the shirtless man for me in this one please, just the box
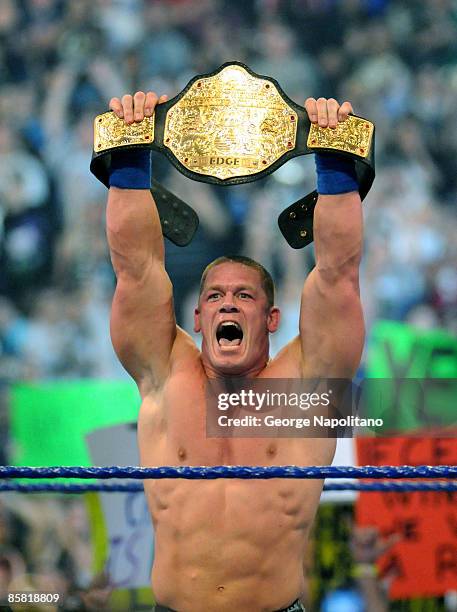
[106,92,364,612]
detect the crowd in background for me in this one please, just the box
[1,0,457,382]
[1,0,457,609]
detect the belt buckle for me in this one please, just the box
[163,63,298,181]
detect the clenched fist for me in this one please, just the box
[109,91,169,124]
[304,97,354,129]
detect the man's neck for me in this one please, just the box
[201,357,270,379]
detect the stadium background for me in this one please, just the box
[0,0,456,610]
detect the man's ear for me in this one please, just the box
[267,307,280,333]
[194,307,201,333]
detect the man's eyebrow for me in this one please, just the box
[205,284,257,293]
[205,285,224,292]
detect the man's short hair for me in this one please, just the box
[199,255,275,308]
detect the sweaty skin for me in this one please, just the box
[107,92,364,611]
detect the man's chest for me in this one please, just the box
[138,374,335,468]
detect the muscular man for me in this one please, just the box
[106,91,364,612]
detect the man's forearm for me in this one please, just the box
[105,146,164,277]
[106,187,165,278]
[313,191,363,283]
[311,139,363,284]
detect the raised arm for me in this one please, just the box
[299,98,365,379]
[107,91,177,394]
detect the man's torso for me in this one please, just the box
[138,337,336,611]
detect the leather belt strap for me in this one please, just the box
[91,61,375,248]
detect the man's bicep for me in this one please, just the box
[299,268,365,378]
[110,261,176,388]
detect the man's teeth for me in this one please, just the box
[219,338,241,346]
[220,321,241,330]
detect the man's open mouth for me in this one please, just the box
[216,321,244,347]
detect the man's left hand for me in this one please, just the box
[304,97,354,129]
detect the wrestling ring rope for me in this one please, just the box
[0,465,456,493]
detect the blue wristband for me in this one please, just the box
[315,153,358,195]
[109,149,151,189]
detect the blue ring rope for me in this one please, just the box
[1,481,457,493]
[0,465,456,480]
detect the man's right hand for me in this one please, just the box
[109,91,168,124]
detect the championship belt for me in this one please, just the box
[91,62,375,248]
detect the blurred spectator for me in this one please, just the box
[0,555,12,603]
[320,525,400,612]
[253,19,320,101]
[0,123,55,302]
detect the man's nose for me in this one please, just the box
[219,300,239,313]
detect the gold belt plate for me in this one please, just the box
[164,64,298,180]
[94,113,155,153]
[307,115,374,159]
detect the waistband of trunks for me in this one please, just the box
[153,598,305,612]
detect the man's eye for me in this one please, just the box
[208,293,220,300]
[239,293,252,299]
